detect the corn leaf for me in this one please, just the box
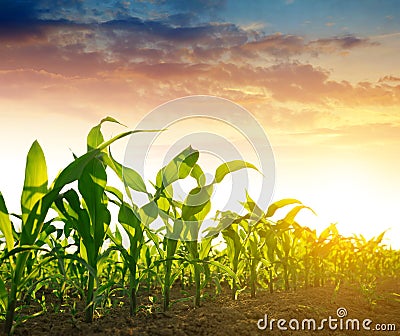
[0,192,14,251]
[265,198,302,218]
[118,202,143,262]
[241,191,264,219]
[87,116,126,151]
[20,141,48,227]
[139,201,159,227]
[156,146,199,188]
[214,160,258,183]
[206,260,240,284]
[104,149,148,194]
[78,159,110,259]
[190,164,206,187]
[181,184,213,220]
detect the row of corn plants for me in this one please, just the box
[0,117,399,334]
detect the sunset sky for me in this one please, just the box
[0,0,399,247]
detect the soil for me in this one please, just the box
[4,277,400,336]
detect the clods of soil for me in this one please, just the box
[5,278,400,335]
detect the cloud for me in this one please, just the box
[101,18,246,45]
[379,75,400,83]
[165,0,226,13]
[0,2,397,120]
[162,0,226,22]
[233,33,305,59]
[307,35,378,55]
[101,61,400,108]
[0,0,45,41]
[0,38,115,77]
[229,33,377,61]
[0,0,378,62]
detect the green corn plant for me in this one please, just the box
[238,195,270,298]
[151,146,201,310]
[322,233,356,287]
[307,224,337,287]
[210,211,246,300]
[0,142,63,334]
[264,203,314,291]
[54,117,157,322]
[248,198,311,294]
[162,236,179,311]
[214,205,261,298]
[103,150,160,315]
[140,243,158,294]
[106,200,146,316]
[216,196,310,297]
[54,164,109,322]
[346,231,387,309]
[223,223,245,299]
[291,223,315,288]
[53,121,109,322]
[359,231,386,282]
[198,237,215,290]
[243,220,262,298]
[182,159,258,307]
[152,146,256,308]
[274,230,296,291]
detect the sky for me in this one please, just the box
[0,0,399,247]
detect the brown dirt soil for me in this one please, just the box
[4,277,400,336]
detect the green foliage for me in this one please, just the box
[0,116,398,335]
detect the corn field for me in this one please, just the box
[0,118,399,335]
